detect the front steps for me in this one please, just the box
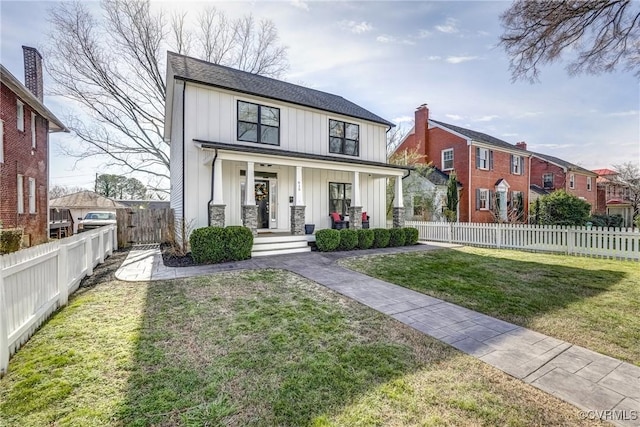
[251,234,312,257]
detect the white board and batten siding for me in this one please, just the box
[0,225,117,375]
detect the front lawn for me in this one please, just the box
[342,246,640,366]
[0,269,599,426]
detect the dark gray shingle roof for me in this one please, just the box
[430,119,522,151]
[530,151,597,176]
[167,52,394,127]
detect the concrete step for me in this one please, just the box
[252,240,310,252]
[251,246,311,257]
[254,235,311,244]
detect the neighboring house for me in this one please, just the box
[529,150,598,212]
[164,52,407,242]
[394,104,531,223]
[0,47,67,247]
[593,168,635,226]
[50,191,126,233]
[402,168,459,222]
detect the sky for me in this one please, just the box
[1,0,639,193]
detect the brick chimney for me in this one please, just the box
[516,141,527,150]
[22,46,43,101]
[414,104,429,157]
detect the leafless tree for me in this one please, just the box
[612,162,640,216]
[45,0,288,193]
[49,185,87,199]
[500,0,640,82]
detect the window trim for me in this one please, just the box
[236,100,280,146]
[28,177,36,214]
[329,119,360,157]
[569,173,575,189]
[478,188,489,210]
[587,176,592,191]
[511,155,522,175]
[329,182,352,216]
[31,112,36,149]
[441,148,454,171]
[17,174,24,214]
[543,173,554,189]
[17,100,24,132]
[477,147,490,170]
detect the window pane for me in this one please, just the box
[238,102,258,123]
[345,123,359,140]
[261,107,279,126]
[238,122,258,142]
[329,199,341,213]
[329,183,344,199]
[261,125,279,145]
[329,120,344,137]
[344,139,358,156]
[345,184,352,199]
[329,137,343,153]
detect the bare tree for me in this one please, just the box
[49,185,87,199]
[612,162,640,216]
[500,0,640,82]
[46,0,288,193]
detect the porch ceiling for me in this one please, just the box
[195,140,407,177]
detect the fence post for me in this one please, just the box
[98,231,105,264]
[0,265,9,376]
[58,243,69,306]
[448,223,453,244]
[567,227,574,255]
[496,223,502,249]
[112,225,118,251]
[85,234,94,276]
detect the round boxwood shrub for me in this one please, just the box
[224,226,254,261]
[356,229,374,249]
[190,226,226,264]
[372,228,390,248]
[403,227,419,245]
[338,229,358,250]
[316,229,340,252]
[388,227,406,247]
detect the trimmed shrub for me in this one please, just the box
[338,229,358,250]
[0,228,22,254]
[589,214,624,228]
[224,226,254,261]
[372,228,390,248]
[388,227,406,247]
[357,229,374,249]
[316,229,340,252]
[189,226,226,264]
[403,227,419,245]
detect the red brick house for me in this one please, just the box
[529,151,598,212]
[395,105,531,223]
[593,168,635,226]
[0,47,67,247]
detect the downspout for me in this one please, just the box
[468,143,472,223]
[207,149,219,225]
[181,80,186,228]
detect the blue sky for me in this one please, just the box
[2,0,639,191]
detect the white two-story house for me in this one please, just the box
[164,52,408,251]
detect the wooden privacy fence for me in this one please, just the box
[116,207,174,248]
[407,221,640,261]
[0,225,117,375]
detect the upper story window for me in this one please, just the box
[237,101,280,145]
[31,112,36,149]
[475,147,492,170]
[511,155,523,175]
[442,148,454,170]
[569,173,575,189]
[543,173,553,189]
[587,176,592,191]
[17,100,24,131]
[329,119,359,156]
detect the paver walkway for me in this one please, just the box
[116,243,640,426]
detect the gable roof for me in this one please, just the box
[429,119,522,152]
[531,152,597,176]
[166,51,394,128]
[592,168,617,176]
[50,191,127,209]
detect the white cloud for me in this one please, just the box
[393,115,413,123]
[445,114,462,121]
[435,18,459,34]
[376,34,395,43]
[290,0,309,11]
[340,20,373,34]
[446,55,479,64]
[607,110,639,117]
[427,55,442,61]
[474,115,499,122]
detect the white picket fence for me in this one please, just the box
[0,225,117,375]
[407,221,640,261]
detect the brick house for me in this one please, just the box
[0,47,67,246]
[395,105,531,223]
[529,151,598,212]
[592,168,635,226]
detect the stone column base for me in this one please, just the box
[393,207,406,228]
[290,205,305,235]
[348,206,363,230]
[242,205,258,235]
[208,203,226,227]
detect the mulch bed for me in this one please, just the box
[160,243,197,267]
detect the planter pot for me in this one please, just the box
[304,224,315,234]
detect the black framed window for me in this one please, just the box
[329,182,352,215]
[237,101,280,145]
[329,119,359,156]
[543,173,554,189]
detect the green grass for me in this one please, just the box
[342,246,640,366]
[0,268,602,426]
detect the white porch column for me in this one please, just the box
[394,176,404,208]
[245,161,255,205]
[295,166,304,205]
[213,156,224,205]
[352,171,361,207]
[242,161,258,234]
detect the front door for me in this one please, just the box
[255,180,270,229]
